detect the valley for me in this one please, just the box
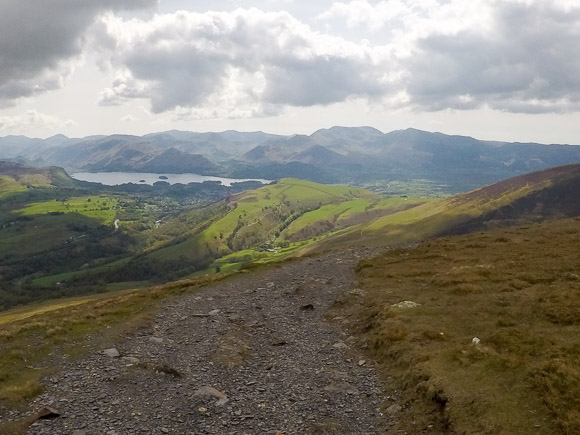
[0,152,579,434]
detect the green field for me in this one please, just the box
[16,195,118,225]
[0,175,27,198]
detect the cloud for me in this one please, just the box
[0,110,76,134]
[0,0,156,106]
[404,1,580,113]
[96,8,391,117]
[321,0,580,114]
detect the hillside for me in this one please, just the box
[338,216,580,433]
[310,163,580,251]
[43,136,221,174]
[1,190,578,434]
[18,177,428,302]
[1,164,579,433]
[0,161,76,191]
[142,178,424,270]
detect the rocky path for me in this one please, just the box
[28,249,392,434]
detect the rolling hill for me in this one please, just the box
[21,163,580,299]
[0,160,76,191]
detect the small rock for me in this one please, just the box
[149,336,164,344]
[386,404,402,415]
[332,342,348,349]
[208,309,221,316]
[103,348,120,358]
[270,338,287,346]
[193,386,229,406]
[300,303,315,311]
[160,427,169,434]
[358,360,366,366]
[36,407,61,420]
[472,337,481,345]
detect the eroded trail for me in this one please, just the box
[28,249,391,434]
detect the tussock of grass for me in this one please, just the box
[336,217,580,434]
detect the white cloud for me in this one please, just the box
[0,110,76,134]
[404,1,580,113]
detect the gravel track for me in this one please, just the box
[27,249,393,434]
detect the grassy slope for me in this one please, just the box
[334,217,580,434]
[309,163,580,252]
[148,178,383,262]
[0,176,27,199]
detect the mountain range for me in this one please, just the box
[1,127,580,192]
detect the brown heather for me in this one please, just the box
[333,217,580,434]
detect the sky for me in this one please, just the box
[1,0,580,144]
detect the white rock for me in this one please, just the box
[103,348,120,358]
[472,337,481,345]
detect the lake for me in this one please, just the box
[71,172,272,187]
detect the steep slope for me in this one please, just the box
[0,160,76,190]
[129,148,219,174]
[310,163,580,251]
[342,216,580,433]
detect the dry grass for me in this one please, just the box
[335,217,580,434]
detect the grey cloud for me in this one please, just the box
[405,2,580,113]
[0,0,156,105]
[98,9,390,115]
[123,42,231,113]
[263,55,386,106]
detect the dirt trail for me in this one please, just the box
[28,249,393,434]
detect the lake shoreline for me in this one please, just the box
[71,171,272,187]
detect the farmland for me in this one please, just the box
[16,196,118,225]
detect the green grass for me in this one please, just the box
[15,195,118,225]
[147,178,382,264]
[307,173,559,253]
[0,214,97,256]
[283,199,370,236]
[0,176,27,198]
